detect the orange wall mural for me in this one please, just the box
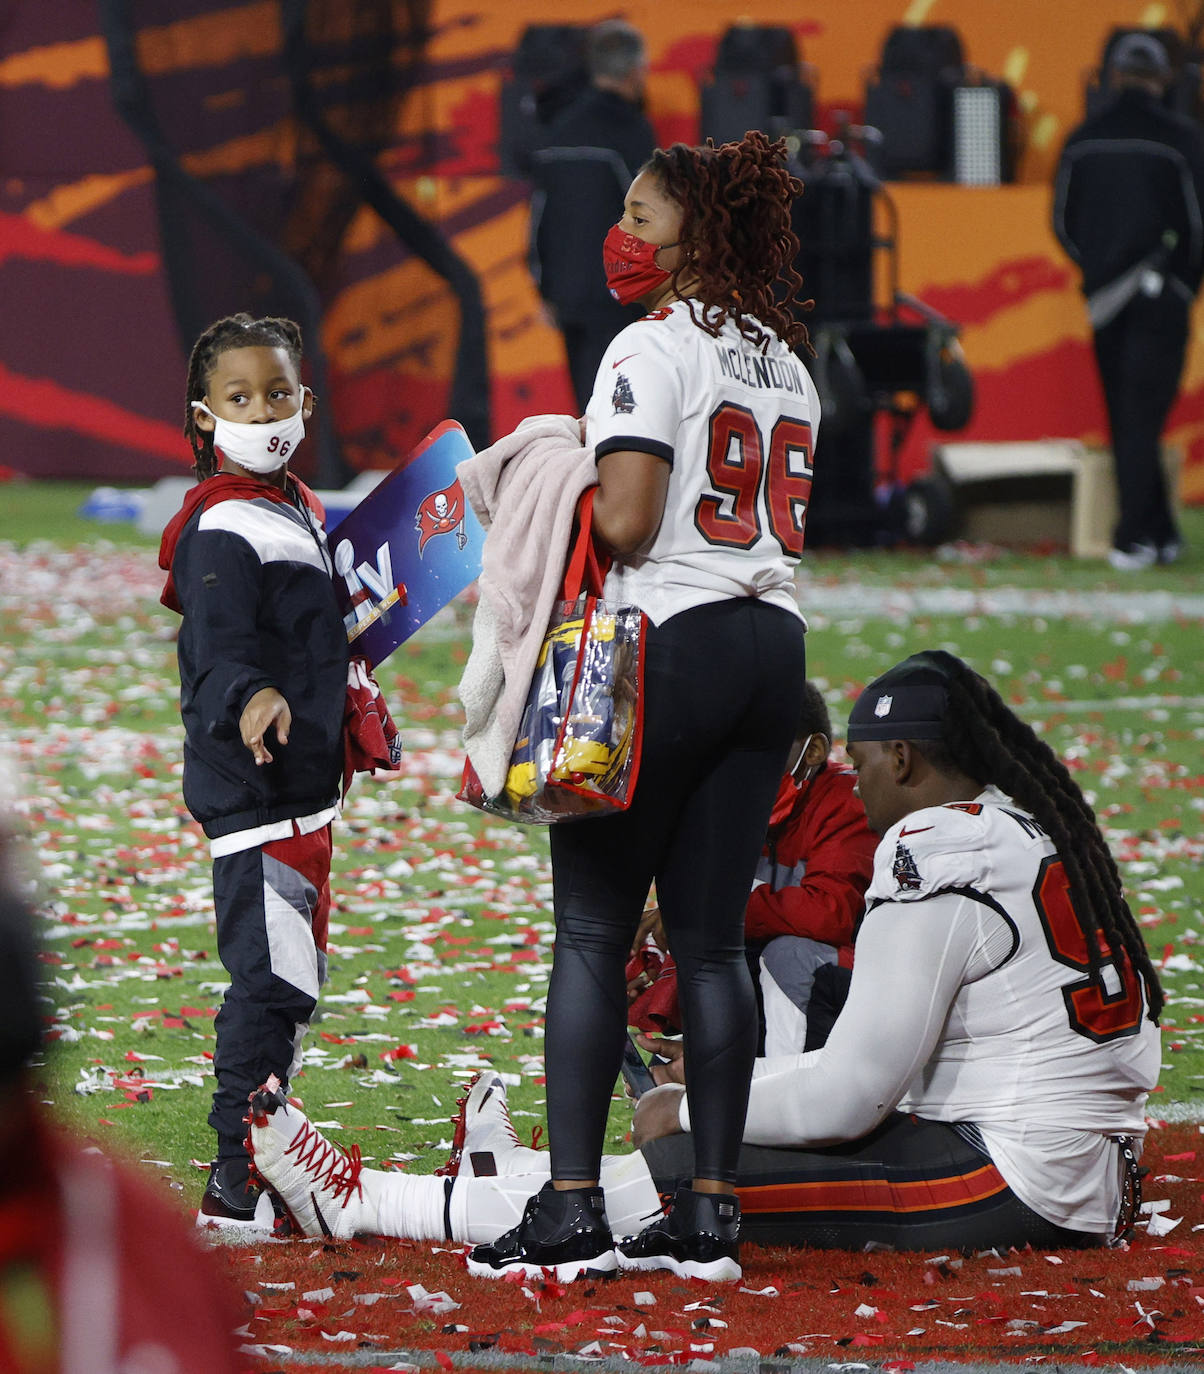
[3,1,1203,504]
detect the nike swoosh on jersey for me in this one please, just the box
[899,825,935,837]
[612,353,638,368]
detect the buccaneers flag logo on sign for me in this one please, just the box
[414,478,468,557]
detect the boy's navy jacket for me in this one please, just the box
[159,473,348,839]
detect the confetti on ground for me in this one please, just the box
[220,1127,1204,1371]
[5,539,1204,1369]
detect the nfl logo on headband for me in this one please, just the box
[846,655,953,743]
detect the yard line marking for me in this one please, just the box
[796,582,1204,622]
[1012,694,1204,715]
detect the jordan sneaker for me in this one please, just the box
[617,1185,741,1281]
[466,1180,617,1281]
[196,1158,277,1238]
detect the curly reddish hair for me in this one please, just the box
[644,129,812,354]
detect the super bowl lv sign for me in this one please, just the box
[329,421,484,668]
[333,536,407,641]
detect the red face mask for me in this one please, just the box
[603,225,679,306]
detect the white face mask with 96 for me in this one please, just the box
[192,399,307,474]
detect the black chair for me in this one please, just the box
[498,25,588,177]
[863,24,966,180]
[700,24,813,145]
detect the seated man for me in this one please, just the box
[627,681,876,1053]
[248,651,1161,1280]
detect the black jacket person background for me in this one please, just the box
[529,20,656,412]
[1053,32,1204,568]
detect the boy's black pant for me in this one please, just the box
[209,825,331,1161]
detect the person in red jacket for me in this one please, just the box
[0,784,245,1373]
[628,681,876,1053]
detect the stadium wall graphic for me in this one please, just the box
[2,1,1202,504]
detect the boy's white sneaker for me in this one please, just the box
[245,1076,376,1238]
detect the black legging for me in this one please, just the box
[545,598,807,1185]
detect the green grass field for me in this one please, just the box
[2,480,1203,1213]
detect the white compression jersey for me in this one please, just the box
[686,785,1161,1234]
[584,298,820,627]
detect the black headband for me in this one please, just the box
[846,654,955,742]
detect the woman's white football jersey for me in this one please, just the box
[584,299,819,626]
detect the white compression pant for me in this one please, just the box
[368,1151,664,1244]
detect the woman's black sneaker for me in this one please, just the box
[617,1185,741,1281]
[466,1180,617,1280]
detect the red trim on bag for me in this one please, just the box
[628,609,646,788]
[562,486,610,599]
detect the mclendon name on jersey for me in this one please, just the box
[716,345,811,396]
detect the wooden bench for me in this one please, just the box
[932,440,1182,558]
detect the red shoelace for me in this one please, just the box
[283,1117,364,1208]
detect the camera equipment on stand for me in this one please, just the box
[793,125,878,329]
[790,120,974,548]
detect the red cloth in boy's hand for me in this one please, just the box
[625,944,682,1036]
[342,656,402,795]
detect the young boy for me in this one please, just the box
[159,313,349,1232]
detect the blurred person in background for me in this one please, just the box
[1054,31,1204,570]
[529,19,657,411]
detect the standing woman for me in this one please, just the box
[469,130,818,1282]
